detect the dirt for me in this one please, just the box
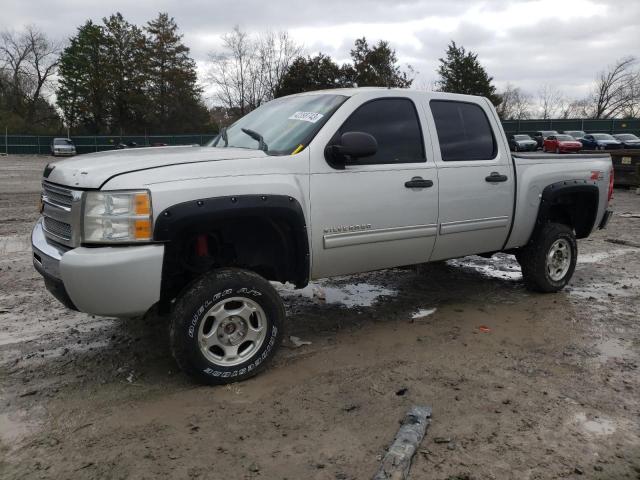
[1,155,639,480]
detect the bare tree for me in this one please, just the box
[0,29,32,113]
[0,26,61,123]
[22,26,61,123]
[587,56,638,119]
[207,26,303,117]
[497,83,532,119]
[536,84,566,119]
[258,31,303,100]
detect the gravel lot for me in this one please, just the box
[1,155,639,480]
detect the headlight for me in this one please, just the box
[83,190,153,243]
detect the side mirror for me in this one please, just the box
[325,131,377,169]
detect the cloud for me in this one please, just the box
[1,0,638,102]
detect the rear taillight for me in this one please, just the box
[608,167,614,202]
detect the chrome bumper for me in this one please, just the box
[32,218,67,279]
[32,218,165,317]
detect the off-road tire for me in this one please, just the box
[170,268,285,385]
[516,223,577,293]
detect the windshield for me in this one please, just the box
[556,135,574,141]
[615,134,637,140]
[54,138,73,146]
[514,135,530,140]
[210,94,347,155]
[592,134,615,140]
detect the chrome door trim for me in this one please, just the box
[439,216,510,235]
[323,224,438,249]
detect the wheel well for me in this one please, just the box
[536,182,599,239]
[154,195,309,312]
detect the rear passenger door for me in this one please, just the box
[426,98,515,261]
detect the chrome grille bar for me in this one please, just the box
[41,181,82,247]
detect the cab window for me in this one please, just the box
[336,98,425,165]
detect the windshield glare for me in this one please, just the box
[211,94,347,155]
[616,134,637,140]
[556,135,574,141]
[593,134,614,140]
[54,139,72,145]
[514,135,530,140]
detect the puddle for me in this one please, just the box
[0,235,31,254]
[278,281,396,308]
[572,412,616,436]
[447,254,522,280]
[412,308,437,319]
[579,248,637,264]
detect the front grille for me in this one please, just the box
[43,216,72,241]
[41,181,80,247]
[42,182,73,208]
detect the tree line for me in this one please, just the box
[0,15,638,135]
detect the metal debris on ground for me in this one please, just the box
[373,405,432,480]
[289,336,312,348]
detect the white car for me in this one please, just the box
[50,138,76,157]
[33,88,613,384]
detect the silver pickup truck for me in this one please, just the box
[32,88,613,384]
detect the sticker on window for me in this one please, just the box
[288,111,324,123]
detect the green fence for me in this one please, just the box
[501,118,640,136]
[0,134,217,155]
[1,119,639,155]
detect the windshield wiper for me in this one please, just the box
[241,128,268,152]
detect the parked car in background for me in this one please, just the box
[580,133,623,150]
[543,134,583,153]
[534,130,558,148]
[563,130,586,140]
[508,134,537,152]
[50,138,76,157]
[613,133,640,149]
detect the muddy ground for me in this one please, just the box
[0,155,639,480]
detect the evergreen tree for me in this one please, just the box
[275,54,353,97]
[57,21,110,133]
[350,37,413,88]
[144,13,209,133]
[437,41,501,106]
[103,13,148,133]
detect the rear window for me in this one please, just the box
[430,100,497,161]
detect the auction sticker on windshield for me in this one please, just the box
[289,111,324,123]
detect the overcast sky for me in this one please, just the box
[3,0,639,103]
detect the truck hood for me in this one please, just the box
[45,145,268,189]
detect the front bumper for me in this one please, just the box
[52,150,76,156]
[32,218,164,317]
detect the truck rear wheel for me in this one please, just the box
[516,222,577,292]
[170,268,284,385]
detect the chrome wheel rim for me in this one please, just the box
[197,297,267,367]
[546,239,571,281]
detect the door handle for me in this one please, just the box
[485,172,508,183]
[404,177,434,189]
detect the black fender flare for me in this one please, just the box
[535,179,600,239]
[154,194,310,288]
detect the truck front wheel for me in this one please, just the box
[170,268,284,384]
[516,223,577,292]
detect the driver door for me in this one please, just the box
[308,94,439,279]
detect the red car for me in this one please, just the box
[543,134,582,153]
